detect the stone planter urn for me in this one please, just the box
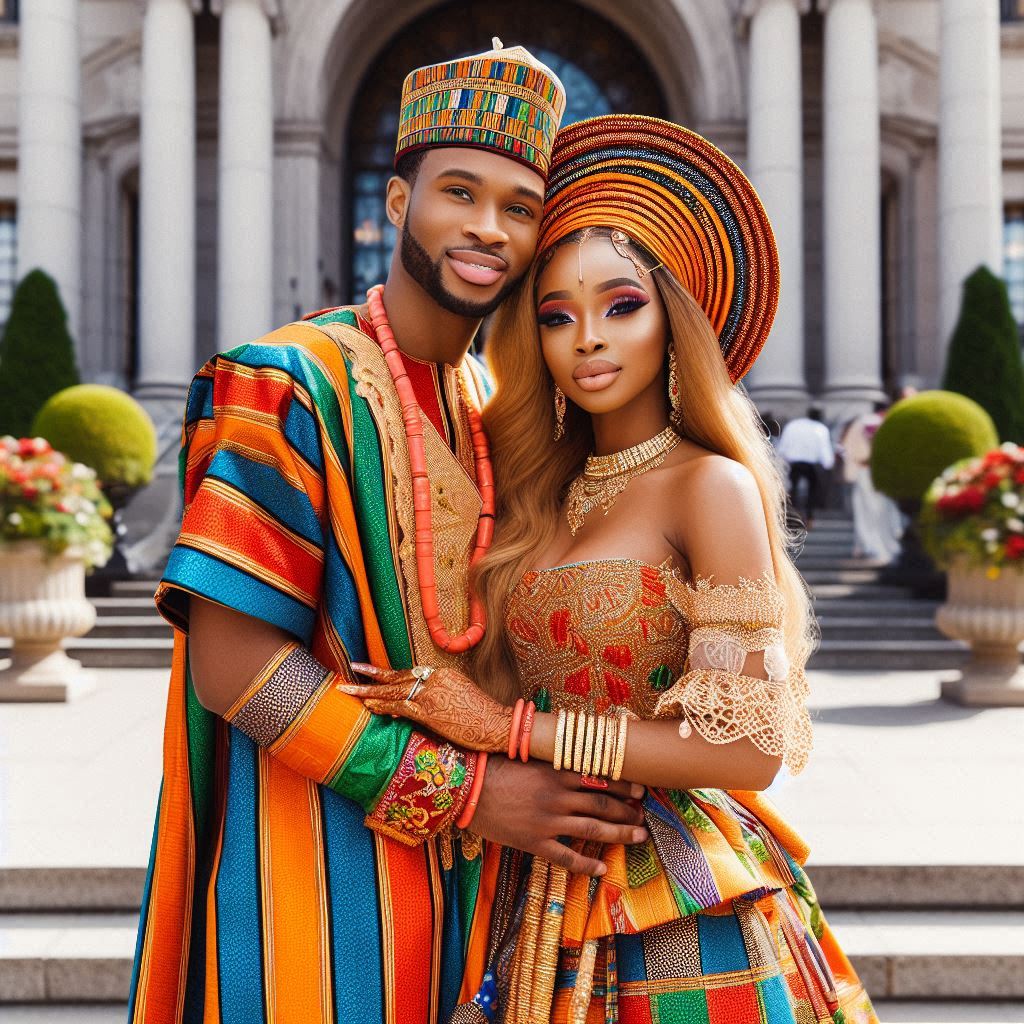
[0,541,96,701]
[936,562,1024,707]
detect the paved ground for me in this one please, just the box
[2,665,1020,872]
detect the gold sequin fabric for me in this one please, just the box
[506,558,687,720]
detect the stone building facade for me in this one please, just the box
[4,0,1024,428]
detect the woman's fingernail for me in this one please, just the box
[632,828,648,843]
[595,863,607,876]
[630,783,645,799]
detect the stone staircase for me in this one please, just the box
[798,513,969,671]
[1,864,1022,1019]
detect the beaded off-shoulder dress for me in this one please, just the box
[454,559,877,1024]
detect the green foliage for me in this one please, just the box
[942,266,1024,444]
[870,391,999,501]
[0,270,80,437]
[0,436,114,569]
[32,385,158,490]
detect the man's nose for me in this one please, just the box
[463,213,509,248]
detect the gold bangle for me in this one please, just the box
[581,712,596,776]
[592,714,607,778]
[611,712,629,781]
[562,709,577,773]
[600,714,614,777]
[572,710,587,773]
[553,708,567,771]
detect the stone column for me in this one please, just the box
[938,0,1003,345]
[136,0,199,397]
[820,0,885,412]
[214,0,277,347]
[743,0,809,415]
[16,0,81,336]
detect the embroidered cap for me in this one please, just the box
[395,38,567,179]
[539,115,780,383]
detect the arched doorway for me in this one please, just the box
[343,0,667,302]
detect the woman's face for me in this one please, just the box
[536,234,670,421]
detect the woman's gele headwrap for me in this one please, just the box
[539,114,780,383]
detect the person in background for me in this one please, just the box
[777,404,835,528]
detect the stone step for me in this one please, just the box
[810,639,969,670]
[796,557,891,571]
[0,637,173,669]
[2,908,1020,1004]
[815,618,946,641]
[5,863,1019,916]
[85,616,172,640]
[88,597,157,617]
[811,583,915,600]
[108,580,160,599]
[872,1003,1024,1023]
[828,909,1024,1001]
[811,598,940,618]
[801,568,884,585]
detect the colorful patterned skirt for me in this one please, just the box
[454,788,877,1024]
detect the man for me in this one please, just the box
[127,43,646,1024]
[777,403,835,528]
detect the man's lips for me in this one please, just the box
[573,359,622,392]
[446,249,508,287]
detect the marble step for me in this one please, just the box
[88,597,158,617]
[0,637,173,669]
[107,580,160,599]
[815,618,947,641]
[811,598,940,618]
[85,616,171,640]
[809,639,969,670]
[801,568,885,584]
[4,864,1019,915]
[2,909,1021,1004]
[811,583,915,599]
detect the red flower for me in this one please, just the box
[17,438,36,457]
[1016,469,1024,486]
[960,487,986,513]
[602,644,633,670]
[1007,535,1024,561]
[564,667,592,697]
[982,450,1013,469]
[983,471,1005,490]
[21,485,39,500]
[549,608,571,647]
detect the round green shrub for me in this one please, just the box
[31,385,158,490]
[870,390,999,502]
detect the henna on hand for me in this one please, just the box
[340,664,513,753]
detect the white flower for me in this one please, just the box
[74,512,89,526]
[32,437,48,453]
[70,463,91,480]
[1008,518,1024,532]
[6,512,22,526]
[80,500,96,515]
[1001,441,1018,453]
[981,528,999,543]
[1001,492,1020,509]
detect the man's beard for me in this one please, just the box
[400,217,522,319]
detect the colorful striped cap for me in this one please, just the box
[540,115,779,383]
[395,39,566,179]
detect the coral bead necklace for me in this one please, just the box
[365,285,494,653]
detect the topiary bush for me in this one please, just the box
[31,385,158,493]
[0,269,80,437]
[942,266,1024,444]
[871,390,999,502]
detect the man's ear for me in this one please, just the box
[386,175,411,229]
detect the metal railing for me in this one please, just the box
[1002,0,1024,23]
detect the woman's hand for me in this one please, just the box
[339,663,513,753]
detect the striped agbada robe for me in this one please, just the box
[128,307,494,1024]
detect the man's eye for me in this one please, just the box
[508,204,533,217]
[446,187,472,200]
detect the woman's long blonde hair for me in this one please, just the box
[472,228,814,703]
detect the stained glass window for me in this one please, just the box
[344,0,666,302]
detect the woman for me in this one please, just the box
[342,115,877,1024]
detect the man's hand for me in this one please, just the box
[470,757,647,877]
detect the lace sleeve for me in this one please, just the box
[653,573,813,775]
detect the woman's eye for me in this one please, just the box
[606,296,648,317]
[537,309,574,327]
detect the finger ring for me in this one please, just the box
[407,679,423,701]
[580,775,609,790]
[412,665,434,682]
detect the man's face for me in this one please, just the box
[391,148,545,318]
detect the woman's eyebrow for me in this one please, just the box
[538,290,573,304]
[596,277,644,293]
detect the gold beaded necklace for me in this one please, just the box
[565,426,681,535]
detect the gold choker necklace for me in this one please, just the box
[565,426,681,535]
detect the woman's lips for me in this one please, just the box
[573,360,622,392]
[446,249,507,287]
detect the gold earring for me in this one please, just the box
[668,348,681,418]
[553,385,566,441]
